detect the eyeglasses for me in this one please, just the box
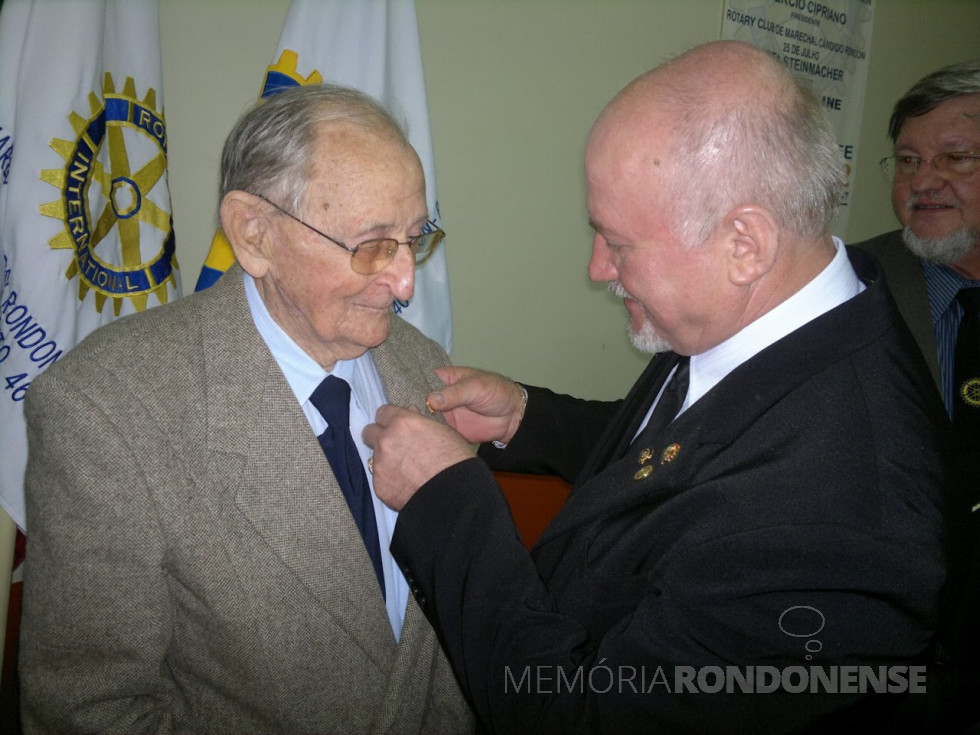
[879,151,980,183]
[255,194,444,275]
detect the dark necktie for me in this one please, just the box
[621,355,691,462]
[640,355,691,441]
[309,376,385,599]
[954,288,980,490]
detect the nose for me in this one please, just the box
[588,233,618,283]
[907,159,947,192]
[376,242,415,301]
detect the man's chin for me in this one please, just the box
[902,225,979,265]
[627,322,672,355]
[353,312,393,353]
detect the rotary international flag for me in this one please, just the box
[0,0,181,530]
[194,0,452,353]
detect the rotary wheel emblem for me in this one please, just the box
[40,73,178,315]
[961,378,980,408]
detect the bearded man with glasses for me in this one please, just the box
[857,61,980,399]
[855,59,980,727]
[19,84,472,734]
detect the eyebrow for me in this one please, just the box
[895,135,978,151]
[351,214,431,242]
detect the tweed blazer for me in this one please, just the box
[20,265,472,734]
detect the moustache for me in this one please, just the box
[608,281,632,300]
[903,193,955,210]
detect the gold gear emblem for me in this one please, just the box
[40,73,178,315]
[960,377,980,408]
[261,50,323,97]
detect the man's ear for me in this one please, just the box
[724,206,778,286]
[219,191,273,278]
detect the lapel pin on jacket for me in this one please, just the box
[661,443,681,464]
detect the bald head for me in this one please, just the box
[595,42,786,129]
[588,41,844,247]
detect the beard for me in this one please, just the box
[898,193,979,264]
[902,225,978,264]
[607,281,672,355]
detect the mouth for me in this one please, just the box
[353,300,395,315]
[907,196,956,214]
[607,280,634,302]
[608,281,648,324]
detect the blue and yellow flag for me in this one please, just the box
[0,0,181,530]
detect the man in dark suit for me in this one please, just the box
[854,59,980,709]
[364,42,958,733]
[19,85,472,733]
[854,60,980,410]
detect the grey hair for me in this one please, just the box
[889,60,980,142]
[668,71,844,245]
[219,83,409,211]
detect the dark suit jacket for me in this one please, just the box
[20,265,473,734]
[856,230,980,716]
[391,249,956,734]
[854,230,940,388]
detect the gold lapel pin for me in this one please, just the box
[660,443,681,464]
[960,378,980,408]
[638,447,653,465]
[634,465,653,481]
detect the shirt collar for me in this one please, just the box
[922,259,980,320]
[686,237,864,409]
[243,272,357,404]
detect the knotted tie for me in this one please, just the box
[627,355,691,454]
[954,288,980,489]
[309,376,385,599]
[643,356,691,439]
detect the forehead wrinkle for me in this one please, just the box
[305,132,424,235]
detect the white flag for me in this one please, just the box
[0,0,181,530]
[195,0,452,353]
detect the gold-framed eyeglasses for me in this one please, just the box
[255,193,444,275]
[879,151,980,183]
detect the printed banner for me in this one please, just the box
[0,0,181,529]
[195,0,453,352]
[721,0,875,235]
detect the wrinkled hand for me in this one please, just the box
[425,366,526,445]
[363,404,475,511]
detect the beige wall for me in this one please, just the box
[160,0,980,400]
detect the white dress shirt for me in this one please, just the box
[243,273,409,641]
[638,237,865,432]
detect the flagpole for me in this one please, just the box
[0,508,15,689]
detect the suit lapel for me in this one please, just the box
[531,353,685,548]
[536,250,895,549]
[200,266,396,669]
[370,596,439,732]
[866,232,940,387]
[572,352,679,485]
[535,390,707,550]
[371,317,446,412]
[366,319,454,714]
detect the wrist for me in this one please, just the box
[491,382,528,449]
